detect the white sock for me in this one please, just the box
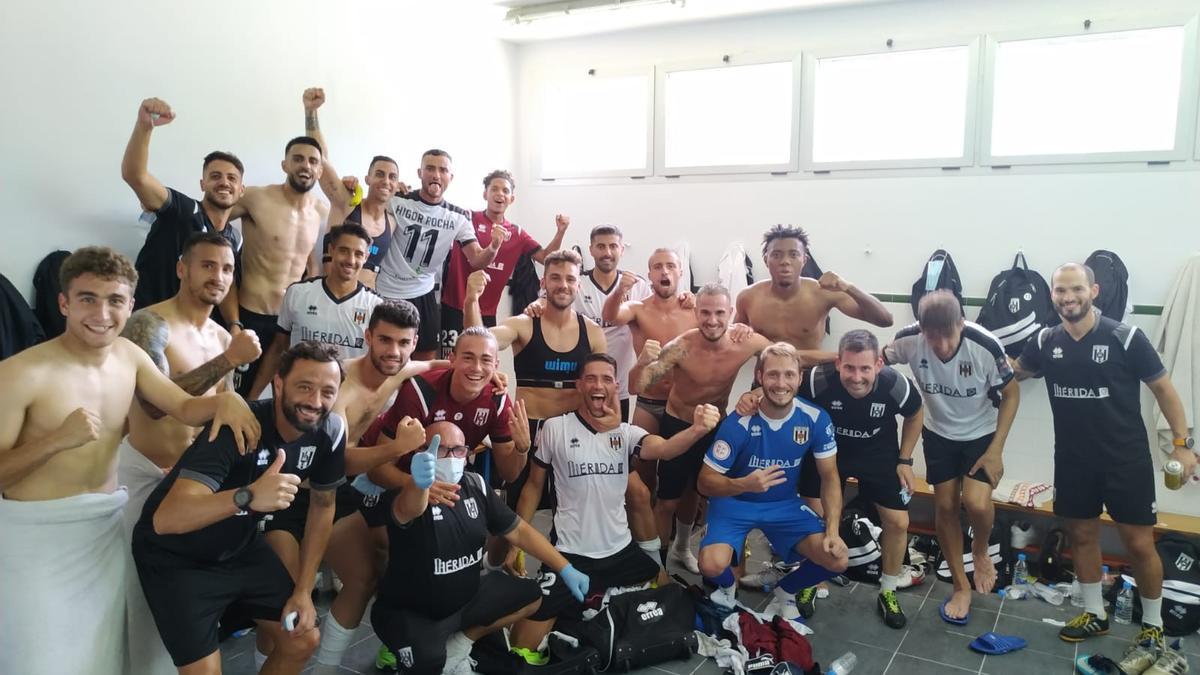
[254,648,268,670]
[315,614,356,666]
[1080,582,1106,619]
[672,519,693,551]
[879,573,900,594]
[638,538,663,564]
[445,631,476,662]
[1141,596,1164,628]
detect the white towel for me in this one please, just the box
[118,441,175,675]
[0,488,129,675]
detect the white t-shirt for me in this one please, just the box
[883,320,1013,441]
[572,270,652,399]
[534,413,649,558]
[277,278,384,359]
[376,191,476,299]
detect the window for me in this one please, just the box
[985,24,1192,163]
[804,43,976,169]
[658,60,797,173]
[539,71,652,177]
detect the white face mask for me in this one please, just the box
[435,456,465,484]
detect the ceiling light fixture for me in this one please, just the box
[506,0,685,25]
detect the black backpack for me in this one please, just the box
[840,504,884,583]
[1035,527,1072,583]
[976,253,1054,357]
[472,631,601,675]
[910,249,964,317]
[1108,535,1200,636]
[1084,249,1130,321]
[936,520,1013,590]
[557,584,696,672]
[32,250,70,340]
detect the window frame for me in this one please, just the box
[978,15,1199,167]
[653,53,802,176]
[799,36,982,172]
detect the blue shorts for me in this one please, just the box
[700,497,826,565]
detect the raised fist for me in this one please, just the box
[818,271,850,293]
[138,98,175,127]
[618,271,639,293]
[391,417,426,456]
[467,270,490,298]
[490,224,510,247]
[691,404,720,432]
[58,408,101,450]
[555,214,570,232]
[637,339,661,365]
[225,329,262,367]
[303,87,325,111]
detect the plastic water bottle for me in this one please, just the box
[1013,553,1030,585]
[1030,581,1066,606]
[826,652,857,675]
[1070,579,1085,607]
[1100,566,1114,595]
[999,586,1028,600]
[1114,580,1134,625]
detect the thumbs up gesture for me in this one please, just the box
[412,435,439,490]
[249,449,302,512]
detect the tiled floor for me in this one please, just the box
[218,529,1195,675]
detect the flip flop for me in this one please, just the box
[1074,654,1121,674]
[969,632,1027,655]
[939,599,969,625]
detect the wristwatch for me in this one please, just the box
[1174,437,1195,450]
[897,457,914,466]
[233,486,253,510]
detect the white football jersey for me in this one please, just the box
[277,278,383,359]
[572,270,651,399]
[376,191,476,299]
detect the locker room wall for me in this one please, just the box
[505,0,1200,515]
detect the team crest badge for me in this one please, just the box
[297,445,316,470]
[1008,297,1020,313]
[362,492,380,508]
[397,647,414,668]
[793,427,809,445]
[610,434,623,451]
[464,497,479,519]
[712,440,731,461]
[959,362,973,377]
[869,402,886,418]
[353,309,367,324]
[474,408,490,426]
[1092,345,1109,364]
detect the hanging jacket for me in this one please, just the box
[1144,254,1199,468]
[717,243,754,301]
[672,240,697,294]
[507,250,542,316]
[33,250,70,340]
[0,273,44,359]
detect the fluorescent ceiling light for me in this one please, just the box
[506,0,684,24]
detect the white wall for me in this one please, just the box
[0,0,516,303]
[508,0,1200,514]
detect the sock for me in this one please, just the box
[315,615,356,666]
[705,566,736,590]
[778,561,837,595]
[638,538,663,565]
[880,573,900,594]
[671,518,693,551]
[254,648,268,670]
[445,631,476,663]
[1140,596,1164,628]
[660,547,669,567]
[1080,582,1106,619]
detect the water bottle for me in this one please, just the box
[1070,579,1085,608]
[1114,580,1134,624]
[999,585,1028,600]
[1100,566,1114,595]
[1013,553,1030,585]
[826,652,857,675]
[1029,581,1065,605]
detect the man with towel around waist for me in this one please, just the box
[120,232,263,673]
[0,246,260,675]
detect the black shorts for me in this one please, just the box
[798,452,908,511]
[372,572,541,675]
[231,306,277,398]
[260,485,359,541]
[439,304,497,359]
[1054,455,1157,526]
[500,418,556,511]
[619,397,630,423]
[922,428,994,486]
[530,540,660,621]
[133,537,294,667]
[358,487,396,529]
[657,412,720,501]
[405,289,441,353]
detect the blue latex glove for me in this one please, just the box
[412,435,439,490]
[560,564,590,603]
[351,473,385,497]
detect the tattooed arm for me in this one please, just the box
[633,334,689,393]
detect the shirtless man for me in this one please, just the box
[120,233,263,674]
[630,283,773,573]
[736,225,893,361]
[302,87,399,289]
[223,136,329,397]
[0,246,259,675]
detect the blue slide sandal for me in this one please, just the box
[939,599,969,625]
[968,632,1027,655]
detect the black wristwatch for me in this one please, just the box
[233,486,253,510]
[897,457,914,466]
[231,320,245,331]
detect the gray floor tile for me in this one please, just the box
[900,602,993,670]
[990,614,1078,662]
[884,653,984,674]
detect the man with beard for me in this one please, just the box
[302,88,399,289]
[882,291,1019,624]
[247,224,383,399]
[221,135,329,397]
[439,172,569,356]
[698,342,849,620]
[122,97,245,310]
[630,284,773,574]
[133,341,345,675]
[0,247,260,675]
[736,225,892,362]
[378,149,508,361]
[1013,264,1193,665]
[509,354,721,657]
[120,233,264,674]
